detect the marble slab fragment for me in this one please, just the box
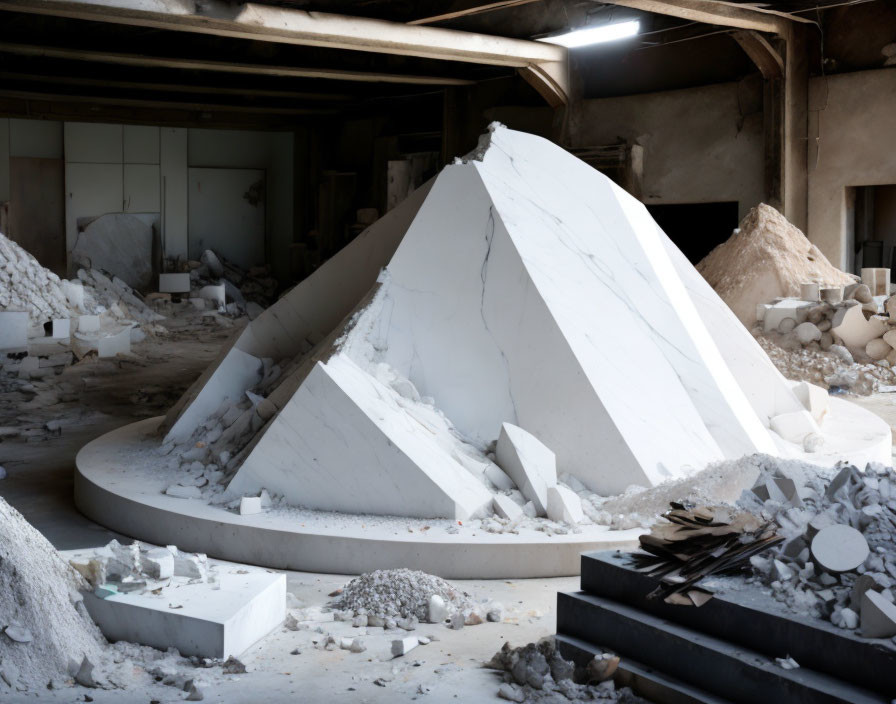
[77,560,284,659]
[229,355,493,520]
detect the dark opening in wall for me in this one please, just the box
[647,201,739,264]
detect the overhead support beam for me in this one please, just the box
[0,71,356,102]
[0,88,336,114]
[0,41,475,86]
[731,30,782,79]
[0,0,569,105]
[408,0,542,25]
[602,0,790,33]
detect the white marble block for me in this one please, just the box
[770,410,821,444]
[546,485,584,524]
[0,310,28,350]
[762,299,813,332]
[78,315,101,333]
[159,273,191,293]
[81,566,285,658]
[791,381,830,423]
[495,423,557,516]
[228,357,493,520]
[198,284,225,308]
[49,318,70,339]
[166,124,863,519]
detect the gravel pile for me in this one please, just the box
[0,496,105,692]
[335,569,473,622]
[739,457,896,636]
[486,638,647,703]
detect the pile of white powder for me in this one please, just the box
[0,497,105,692]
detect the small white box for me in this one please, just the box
[159,273,191,294]
[78,315,101,333]
[0,310,29,350]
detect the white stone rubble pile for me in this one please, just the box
[752,281,896,393]
[485,638,646,703]
[0,496,105,692]
[68,540,212,595]
[164,248,274,318]
[739,457,896,638]
[697,203,856,327]
[0,232,162,329]
[333,569,479,626]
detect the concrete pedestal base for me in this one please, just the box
[74,417,643,579]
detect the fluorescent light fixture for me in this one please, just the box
[538,20,640,48]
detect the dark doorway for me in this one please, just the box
[647,201,740,264]
[8,157,66,276]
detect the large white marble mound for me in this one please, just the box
[166,124,854,518]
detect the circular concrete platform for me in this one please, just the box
[74,417,643,579]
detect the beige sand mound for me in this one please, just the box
[697,204,856,326]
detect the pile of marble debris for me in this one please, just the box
[486,638,640,703]
[0,232,166,363]
[740,462,896,639]
[160,249,273,318]
[69,540,211,595]
[754,275,896,393]
[331,569,484,628]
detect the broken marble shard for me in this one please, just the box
[545,486,584,524]
[391,636,419,658]
[495,423,557,516]
[860,589,896,639]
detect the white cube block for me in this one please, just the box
[159,273,191,294]
[0,311,28,350]
[78,315,101,333]
[49,318,70,339]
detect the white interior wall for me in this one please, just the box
[0,119,293,274]
[10,119,63,159]
[187,129,293,278]
[808,68,896,270]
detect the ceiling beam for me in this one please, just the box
[731,30,782,79]
[0,71,356,101]
[0,41,476,86]
[0,87,336,113]
[408,0,542,25]
[0,0,569,104]
[601,0,790,34]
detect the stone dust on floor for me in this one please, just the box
[0,324,573,704]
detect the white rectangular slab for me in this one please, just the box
[0,310,28,350]
[76,560,285,659]
[159,273,191,293]
[230,355,493,520]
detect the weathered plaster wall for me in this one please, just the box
[2,118,294,280]
[566,79,765,221]
[808,68,896,271]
